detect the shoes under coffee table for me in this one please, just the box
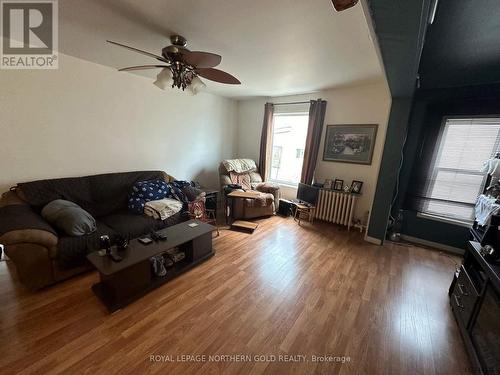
[87,219,215,312]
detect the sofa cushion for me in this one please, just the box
[56,220,117,268]
[42,199,96,236]
[249,171,263,184]
[100,210,184,239]
[101,211,160,238]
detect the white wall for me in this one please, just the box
[0,53,237,192]
[236,80,392,222]
[0,51,390,223]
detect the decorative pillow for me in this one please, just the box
[188,199,207,220]
[41,199,96,236]
[128,179,170,214]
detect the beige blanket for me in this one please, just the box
[223,159,257,173]
[144,198,183,220]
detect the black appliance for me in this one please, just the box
[297,183,319,205]
[277,199,294,217]
[470,285,500,374]
[449,241,500,375]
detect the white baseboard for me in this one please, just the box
[364,235,382,245]
[400,235,464,255]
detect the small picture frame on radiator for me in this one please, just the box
[350,180,363,194]
[333,179,344,191]
[324,179,333,189]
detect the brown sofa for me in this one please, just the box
[219,159,280,219]
[0,170,185,290]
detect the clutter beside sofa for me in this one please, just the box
[0,170,206,290]
[219,158,280,220]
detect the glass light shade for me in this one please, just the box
[188,76,206,95]
[153,68,173,90]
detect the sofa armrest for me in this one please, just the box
[1,229,58,248]
[255,182,280,193]
[4,243,55,289]
[255,183,280,210]
[0,190,26,207]
[0,204,58,247]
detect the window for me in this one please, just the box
[422,117,500,223]
[269,113,309,185]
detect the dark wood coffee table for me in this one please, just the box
[87,219,214,312]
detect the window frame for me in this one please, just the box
[267,111,309,186]
[420,115,500,224]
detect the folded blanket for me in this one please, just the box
[144,198,183,220]
[229,171,252,190]
[223,159,257,173]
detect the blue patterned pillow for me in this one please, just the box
[128,179,170,214]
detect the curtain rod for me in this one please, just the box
[271,101,311,106]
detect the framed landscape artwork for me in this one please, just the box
[322,124,378,165]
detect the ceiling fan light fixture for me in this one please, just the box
[189,76,206,95]
[331,0,358,12]
[108,35,241,92]
[153,68,173,90]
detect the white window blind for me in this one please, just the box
[422,117,500,223]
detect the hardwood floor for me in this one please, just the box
[0,216,471,374]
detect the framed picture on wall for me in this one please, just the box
[322,124,378,165]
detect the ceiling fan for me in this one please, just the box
[331,0,358,12]
[107,35,241,95]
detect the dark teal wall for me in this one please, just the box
[419,0,500,89]
[367,0,500,245]
[366,0,432,242]
[391,84,500,249]
[367,99,412,240]
[401,211,469,249]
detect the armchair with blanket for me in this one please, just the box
[219,159,280,219]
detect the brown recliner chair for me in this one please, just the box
[219,159,280,219]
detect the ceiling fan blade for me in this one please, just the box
[107,40,169,63]
[182,51,222,68]
[118,65,169,72]
[196,68,241,84]
[331,0,358,11]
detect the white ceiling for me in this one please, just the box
[58,0,384,98]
